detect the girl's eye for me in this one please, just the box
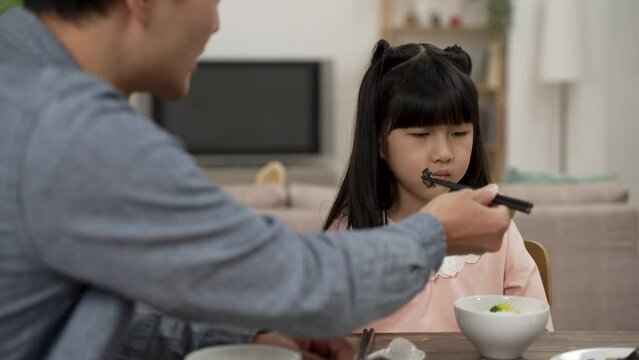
[452,131,469,137]
[409,132,429,138]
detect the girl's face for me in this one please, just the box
[384,122,474,210]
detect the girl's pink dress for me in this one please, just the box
[332,220,553,332]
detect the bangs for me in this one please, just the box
[384,56,479,131]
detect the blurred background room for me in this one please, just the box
[127,0,639,331]
[130,0,639,200]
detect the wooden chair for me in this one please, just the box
[524,240,552,306]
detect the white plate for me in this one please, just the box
[185,344,301,360]
[550,347,635,360]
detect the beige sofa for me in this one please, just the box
[501,181,639,331]
[222,181,639,331]
[222,183,337,233]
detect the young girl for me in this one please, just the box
[324,40,552,332]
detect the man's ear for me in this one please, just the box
[124,0,153,26]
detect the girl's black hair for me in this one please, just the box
[24,0,113,18]
[323,40,491,230]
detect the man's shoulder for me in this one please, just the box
[0,62,158,148]
[0,64,121,114]
[0,63,175,179]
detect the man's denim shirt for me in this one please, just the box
[0,7,445,360]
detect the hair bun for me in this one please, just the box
[372,39,392,65]
[444,44,472,76]
[444,44,464,55]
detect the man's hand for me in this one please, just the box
[254,331,354,360]
[420,184,514,256]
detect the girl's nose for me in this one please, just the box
[431,138,453,163]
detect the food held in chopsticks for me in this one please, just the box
[421,167,534,214]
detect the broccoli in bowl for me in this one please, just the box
[489,301,519,313]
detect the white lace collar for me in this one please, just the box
[386,214,480,279]
[431,254,480,279]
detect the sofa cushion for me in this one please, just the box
[289,183,337,209]
[222,184,288,209]
[499,181,629,205]
[513,203,639,330]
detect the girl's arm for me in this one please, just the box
[503,222,554,331]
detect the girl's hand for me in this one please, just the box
[254,331,355,360]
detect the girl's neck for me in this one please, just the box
[387,194,428,223]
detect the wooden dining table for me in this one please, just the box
[347,332,639,360]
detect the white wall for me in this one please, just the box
[200,0,380,179]
[507,0,561,172]
[508,0,639,207]
[507,0,610,174]
[605,0,639,207]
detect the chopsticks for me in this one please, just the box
[356,328,375,360]
[421,168,534,214]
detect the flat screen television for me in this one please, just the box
[152,60,330,166]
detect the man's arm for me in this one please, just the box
[118,307,355,360]
[117,306,259,360]
[20,86,446,338]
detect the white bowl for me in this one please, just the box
[454,295,549,359]
[184,344,302,360]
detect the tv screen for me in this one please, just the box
[153,61,322,157]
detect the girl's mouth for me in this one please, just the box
[431,172,450,180]
[421,168,452,188]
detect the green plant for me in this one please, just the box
[487,0,512,37]
[0,0,22,15]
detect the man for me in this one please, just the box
[0,1,513,359]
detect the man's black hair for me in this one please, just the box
[24,0,114,18]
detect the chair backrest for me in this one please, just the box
[524,240,552,306]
